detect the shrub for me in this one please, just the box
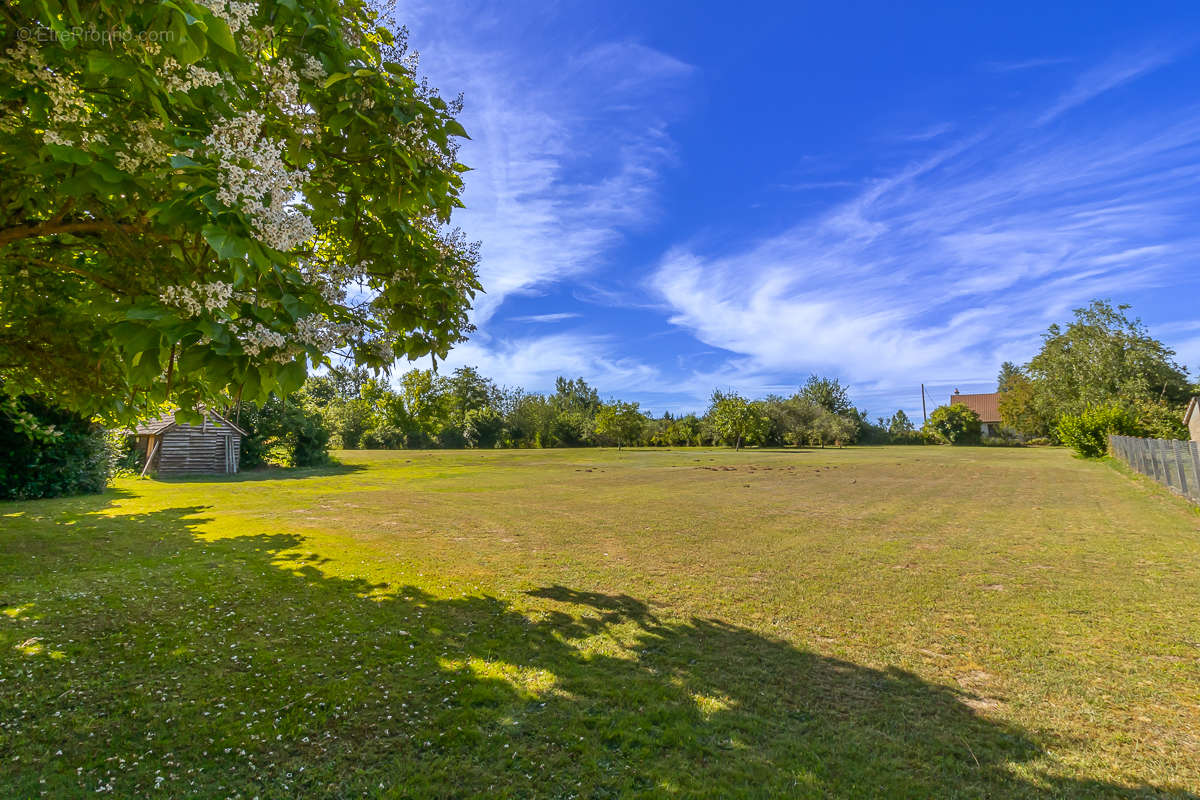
[979,437,1024,447]
[1024,437,1052,447]
[1132,401,1189,440]
[0,397,110,500]
[238,397,330,468]
[105,430,144,477]
[923,404,982,444]
[1054,404,1138,458]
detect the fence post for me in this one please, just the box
[1190,441,1200,501]
[1153,442,1169,487]
[1173,440,1190,497]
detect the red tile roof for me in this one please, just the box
[950,392,1001,423]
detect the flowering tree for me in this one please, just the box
[0,0,480,423]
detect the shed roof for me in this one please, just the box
[134,407,247,437]
[949,391,1002,423]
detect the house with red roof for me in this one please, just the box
[950,390,1005,438]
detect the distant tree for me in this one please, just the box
[444,367,496,429]
[798,375,853,416]
[395,368,449,446]
[887,409,916,441]
[996,361,1024,393]
[807,408,858,447]
[706,390,768,450]
[924,404,981,445]
[464,407,505,449]
[997,369,1048,438]
[593,401,645,450]
[238,391,330,468]
[667,414,704,446]
[1025,300,1190,435]
[552,377,601,414]
[757,394,819,447]
[328,366,373,401]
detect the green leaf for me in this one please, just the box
[323,72,351,88]
[281,293,302,319]
[276,359,307,395]
[87,52,136,78]
[44,144,92,165]
[204,14,238,53]
[202,224,249,261]
[125,306,168,321]
[240,365,262,401]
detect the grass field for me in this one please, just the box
[2,446,1199,798]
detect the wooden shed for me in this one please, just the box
[134,409,246,476]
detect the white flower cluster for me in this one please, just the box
[240,322,286,357]
[159,281,234,318]
[2,40,96,147]
[371,338,395,361]
[298,258,365,305]
[299,54,325,81]
[159,58,225,93]
[262,58,302,116]
[293,314,362,350]
[115,119,170,173]
[195,0,257,34]
[204,112,315,251]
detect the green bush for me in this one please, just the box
[1024,437,1052,447]
[979,437,1024,447]
[237,396,330,468]
[0,397,110,500]
[1132,401,1189,440]
[923,404,982,445]
[105,430,144,477]
[1054,404,1138,458]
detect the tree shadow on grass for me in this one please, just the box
[1,496,1194,799]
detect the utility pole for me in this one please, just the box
[921,384,928,425]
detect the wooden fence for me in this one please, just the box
[1109,435,1200,502]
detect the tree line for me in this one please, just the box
[4,298,1194,496]
[236,372,924,466]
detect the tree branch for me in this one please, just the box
[0,219,139,250]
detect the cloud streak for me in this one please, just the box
[652,97,1200,403]
[1035,49,1177,125]
[398,6,692,324]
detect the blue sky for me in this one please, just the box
[397,1,1200,420]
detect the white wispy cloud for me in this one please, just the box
[507,312,583,324]
[1035,48,1177,125]
[651,92,1200,405]
[398,5,692,324]
[982,56,1073,73]
[896,122,955,142]
[437,333,660,395]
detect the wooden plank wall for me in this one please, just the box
[155,420,241,476]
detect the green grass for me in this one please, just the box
[2,446,1198,798]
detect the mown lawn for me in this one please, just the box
[1,446,1198,798]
